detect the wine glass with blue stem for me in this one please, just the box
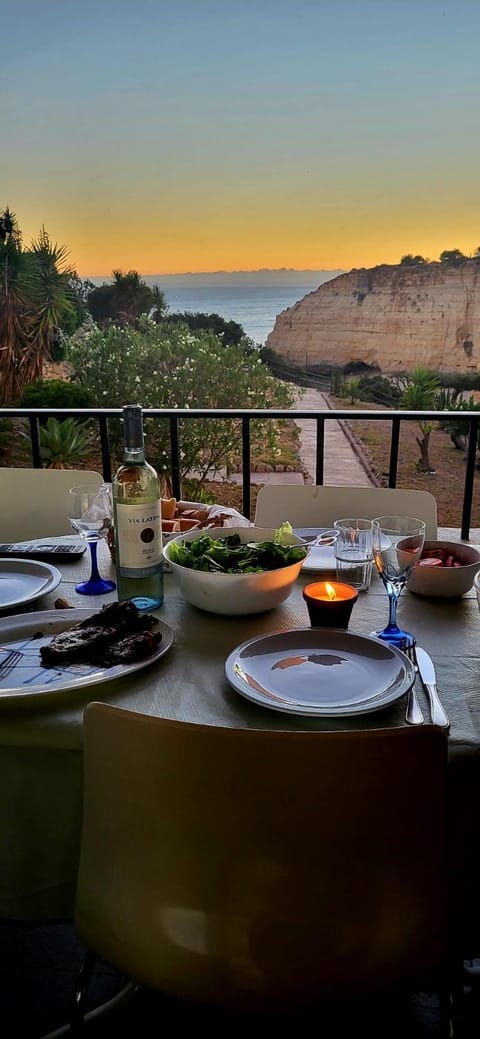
[371,515,426,649]
[67,484,116,595]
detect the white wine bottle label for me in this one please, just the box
[115,501,162,569]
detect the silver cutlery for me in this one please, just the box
[399,640,424,725]
[299,530,339,547]
[415,646,450,729]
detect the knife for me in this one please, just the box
[415,648,450,729]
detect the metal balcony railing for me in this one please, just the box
[1,406,478,539]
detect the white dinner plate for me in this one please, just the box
[294,528,337,573]
[225,628,415,717]
[0,609,174,706]
[0,559,62,611]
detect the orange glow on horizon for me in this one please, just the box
[11,203,480,280]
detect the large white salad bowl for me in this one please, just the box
[163,526,307,615]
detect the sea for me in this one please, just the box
[155,271,344,345]
[162,285,318,345]
[88,270,343,345]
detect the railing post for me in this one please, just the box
[29,417,41,468]
[461,417,478,540]
[170,417,181,500]
[242,417,251,520]
[315,417,325,485]
[388,418,400,487]
[99,417,111,483]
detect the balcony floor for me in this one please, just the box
[1,919,479,1037]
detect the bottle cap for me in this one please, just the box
[123,404,144,450]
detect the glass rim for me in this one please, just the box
[333,517,372,529]
[371,515,427,533]
[68,483,106,494]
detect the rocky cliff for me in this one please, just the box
[265,260,480,374]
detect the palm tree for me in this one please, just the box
[0,210,74,403]
[0,208,30,404]
[400,366,440,473]
[23,228,75,382]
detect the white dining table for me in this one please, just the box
[0,538,479,956]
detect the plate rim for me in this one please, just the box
[0,557,62,611]
[225,626,415,717]
[0,607,174,704]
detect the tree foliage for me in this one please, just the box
[0,208,79,404]
[66,319,294,485]
[400,366,441,472]
[165,311,248,349]
[399,254,428,266]
[439,248,468,265]
[86,270,167,326]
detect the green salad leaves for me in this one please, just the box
[168,530,307,574]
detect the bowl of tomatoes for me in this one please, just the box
[406,540,480,598]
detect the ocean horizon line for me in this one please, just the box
[85,268,345,285]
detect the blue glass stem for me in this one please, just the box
[88,539,101,583]
[75,538,116,595]
[385,580,402,635]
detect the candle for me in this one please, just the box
[303,580,358,629]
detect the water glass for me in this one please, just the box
[333,517,374,591]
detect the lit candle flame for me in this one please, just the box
[325,582,337,601]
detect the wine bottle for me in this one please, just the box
[112,404,164,609]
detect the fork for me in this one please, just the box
[0,649,23,680]
[398,639,424,725]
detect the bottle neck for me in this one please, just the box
[124,445,146,465]
[123,405,145,464]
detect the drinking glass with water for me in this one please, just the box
[333,518,374,591]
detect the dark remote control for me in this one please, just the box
[0,542,87,561]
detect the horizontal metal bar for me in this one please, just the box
[2,406,477,539]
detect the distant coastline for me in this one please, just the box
[87,268,345,288]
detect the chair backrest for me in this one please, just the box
[76,703,448,1011]
[254,485,438,538]
[0,468,103,540]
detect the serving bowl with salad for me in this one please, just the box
[163,525,308,614]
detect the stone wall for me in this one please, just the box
[266,260,480,374]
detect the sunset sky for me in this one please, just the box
[3,0,480,277]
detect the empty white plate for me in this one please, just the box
[225,628,415,717]
[0,559,61,611]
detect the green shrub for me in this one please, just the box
[21,379,94,410]
[66,318,294,485]
[358,375,402,406]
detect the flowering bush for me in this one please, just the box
[66,319,294,484]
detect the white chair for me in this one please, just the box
[0,468,103,541]
[70,702,452,1026]
[254,485,438,539]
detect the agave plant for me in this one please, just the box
[38,417,94,469]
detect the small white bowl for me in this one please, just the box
[163,526,307,615]
[407,539,480,599]
[474,571,480,612]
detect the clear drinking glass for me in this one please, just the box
[371,515,426,648]
[67,484,116,595]
[333,517,374,591]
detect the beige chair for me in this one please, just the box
[0,468,103,541]
[254,485,438,538]
[71,702,451,1024]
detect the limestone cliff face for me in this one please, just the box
[266,261,480,373]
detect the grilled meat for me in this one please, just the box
[40,600,161,667]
